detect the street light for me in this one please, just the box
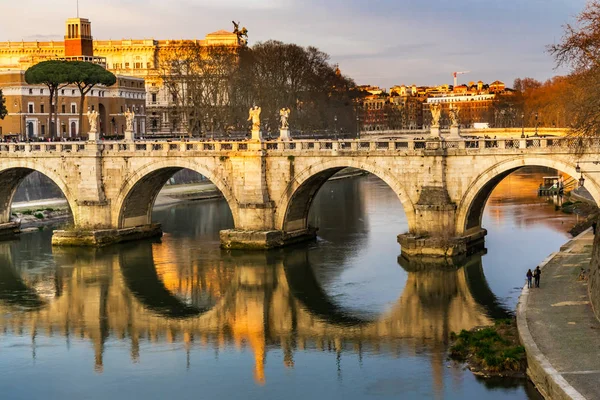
[356,114,360,140]
[14,101,23,140]
[521,113,525,138]
[334,115,338,140]
[535,112,539,136]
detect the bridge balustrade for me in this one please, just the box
[5,136,599,156]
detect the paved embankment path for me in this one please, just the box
[518,230,600,400]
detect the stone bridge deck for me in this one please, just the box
[0,136,597,260]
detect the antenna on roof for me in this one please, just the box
[77,0,79,17]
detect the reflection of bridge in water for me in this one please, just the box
[0,240,510,388]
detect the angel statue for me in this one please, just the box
[280,107,291,130]
[429,103,441,127]
[87,107,99,133]
[248,106,261,131]
[124,108,135,132]
[232,21,249,45]
[449,104,460,126]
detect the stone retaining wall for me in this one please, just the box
[590,218,600,321]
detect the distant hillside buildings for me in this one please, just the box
[357,80,512,132]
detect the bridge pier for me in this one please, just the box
[220,227,317,250]
[0,222,20,240]
[52,224,162,247]
[397,186,487,261]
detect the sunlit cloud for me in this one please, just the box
[0,0,587,88]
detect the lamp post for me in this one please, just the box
[356,114,360,140]
[574,161,600,187]
[14,101,23,141]
[521,113,525,138]
[334,115,338,140]
[535,111,539,136]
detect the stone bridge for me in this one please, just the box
[0,135,597,259]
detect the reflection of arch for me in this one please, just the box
[397,251,513,320]
[0,244,45,309]
[276,159,415,232]
[0,161,74,224]
[114,160,237,229]
[282,248,374,326]
[118,242,212,318]
[462,255,513,320]
[457,156,600,234]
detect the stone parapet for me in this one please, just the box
[52,224,162,247]
[220,227,317,250]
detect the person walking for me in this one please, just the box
[526,269,533,288]
[534,266,541,288]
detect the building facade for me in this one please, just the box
[355,80,511,132]
[0,17,146,139]
[0,20,239,137]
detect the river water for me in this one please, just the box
[0,168,577,399]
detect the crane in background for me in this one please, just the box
[452,71,470,87]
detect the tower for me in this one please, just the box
[64,18,94,58]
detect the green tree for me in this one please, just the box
[67,61,116,136]
[25,60,71,137]
[0,90,7,120]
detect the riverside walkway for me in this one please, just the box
[518,230,600,400]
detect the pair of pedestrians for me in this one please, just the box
[526,266,542,288]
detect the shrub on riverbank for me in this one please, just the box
[449,319,526,377]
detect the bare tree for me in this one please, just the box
[549,1,600,137]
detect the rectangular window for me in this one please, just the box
[125,62,130,68]
[40,104,45,113]
[28,89,33,95]
[28,104,34,113]
[71,104,76,114]
[40,89,44,95]
[151,93,157,102]
[62,104,66,113]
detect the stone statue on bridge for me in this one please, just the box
[125,108,135,132]
[449,104,460,127]
[248,106,261,131]
[448,104,462,138]
[279,108,290,130]
[429,103,441,127]
[279,107,291,141]
[87,108,99,133]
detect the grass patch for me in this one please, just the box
[449,319,526,376]
[34,212,45,219]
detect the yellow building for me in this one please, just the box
[0,17,146,139]
[0,18,239,136]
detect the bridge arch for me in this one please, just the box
[456,155,600,234]
[0,160,75,225]
[275,158,416,233]
[114,159,237,229]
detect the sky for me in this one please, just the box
[0,0,587,89]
